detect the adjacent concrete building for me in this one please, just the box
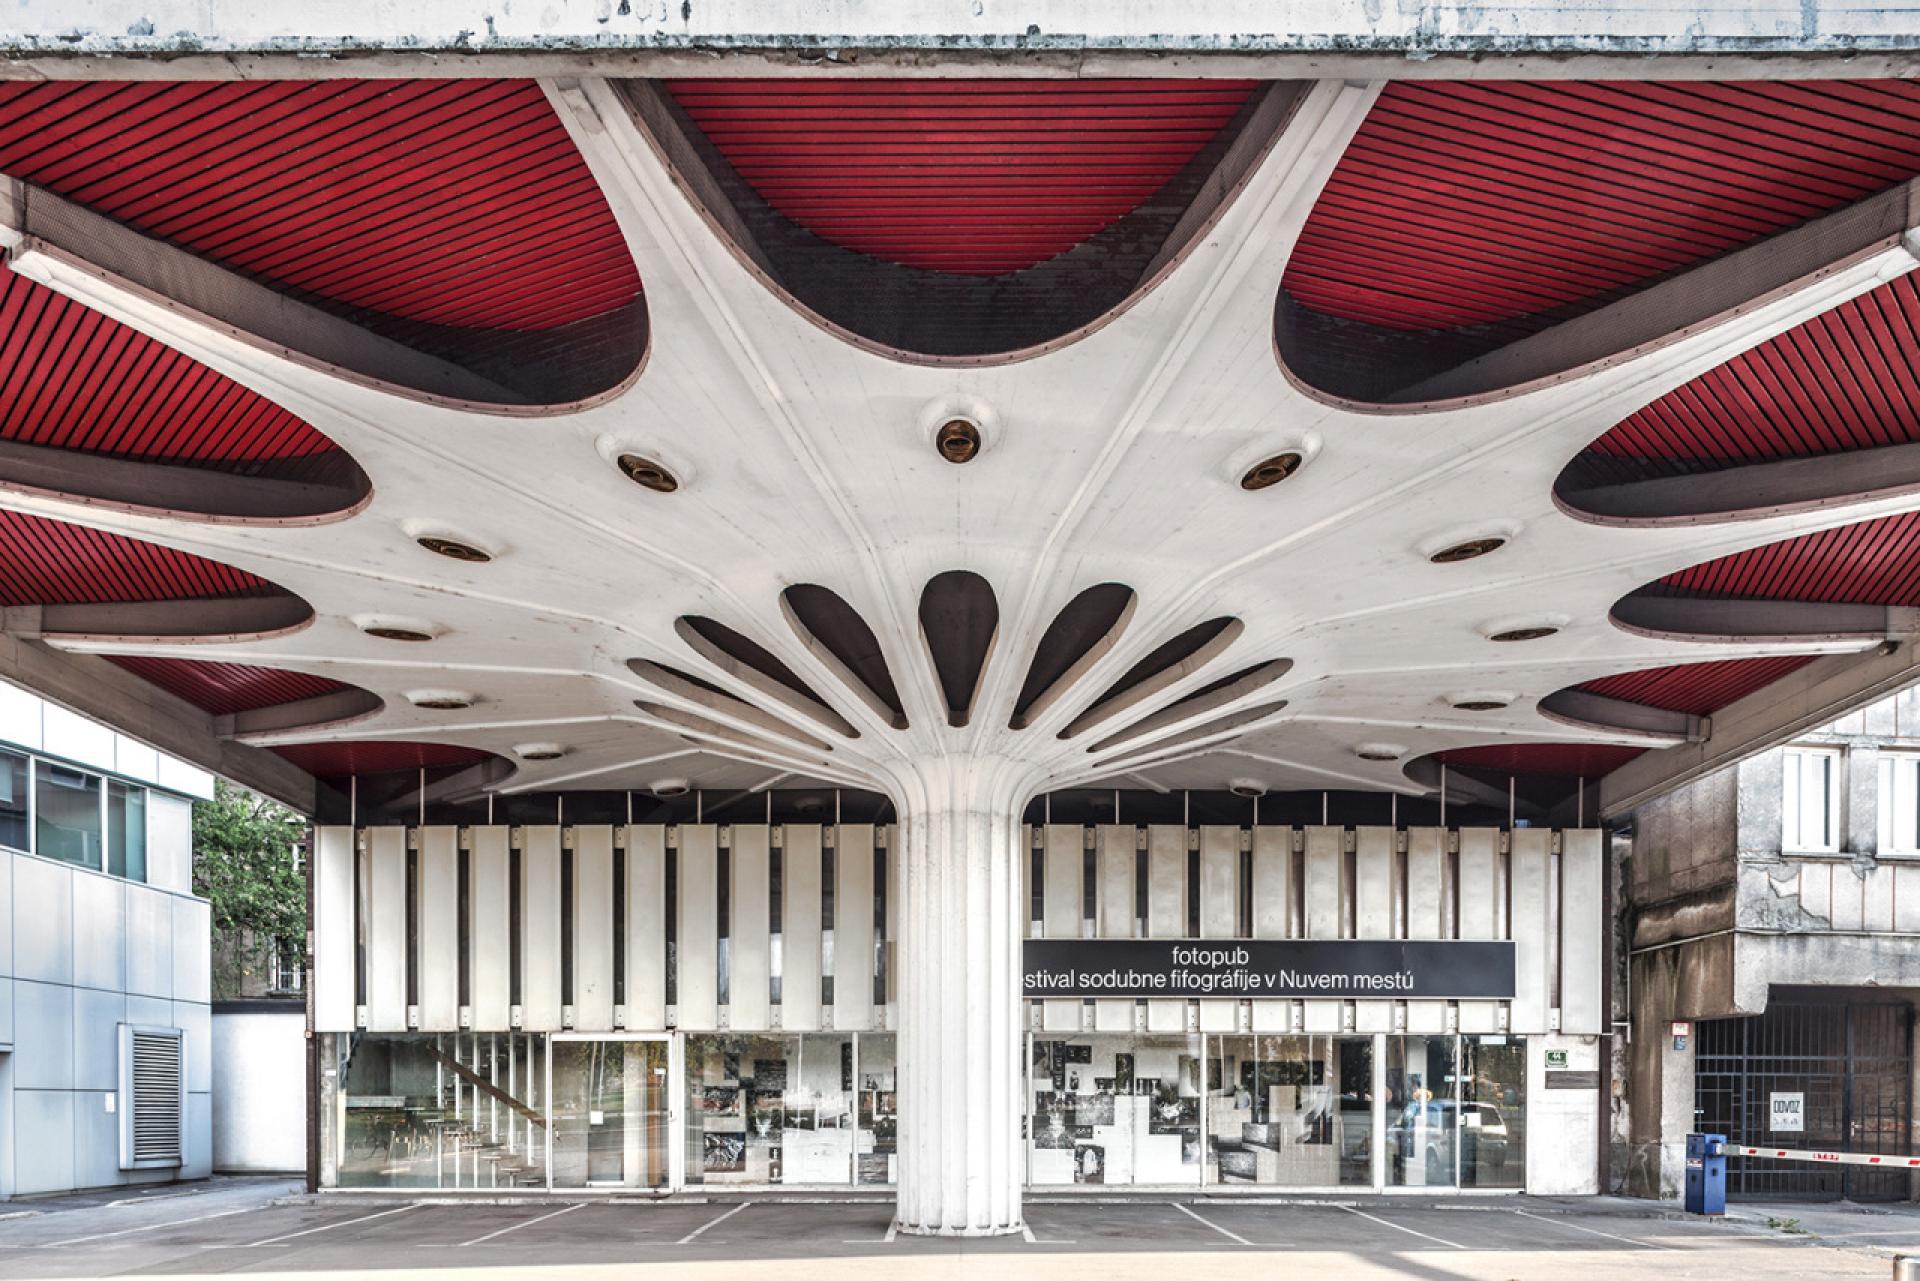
[0,679,213,1197]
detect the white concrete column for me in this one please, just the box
[892,757,1028,1237]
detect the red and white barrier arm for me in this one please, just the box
[1730,1145,1920,1169]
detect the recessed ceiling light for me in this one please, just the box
[1240,452,1304,491]
[416,535,492,564]
[515,742,568,761]
[935,418,982,464]
[617,453,679,493]
[1354,743,1406,762]
[651,777,690,798]
[1430,537,1506,564]
[1489,626,1559,643]
[1447,691,1513,711]
[408,689,476,710]
[1228,777,1268,798]
[363,625,435,643]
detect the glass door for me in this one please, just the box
[548,1036,673,1190]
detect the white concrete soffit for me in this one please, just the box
[5,74,1920,805]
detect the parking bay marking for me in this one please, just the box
[208,1202,422,1249]
[36,1206,258,1248]
[1339,1205,1464,1250]
[678,1202,750,1244]
[1173,1203,1286,1248]
[427,1202,585,1248]
[1513,1209,1676,1252]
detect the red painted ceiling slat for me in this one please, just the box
[0,79,641,335]
[1435,743,1646,777]
[1577,656,1814,717]
[1286,80,1920,336]
[0,510,272,605]
[668,79,1258,276]
[1656,511,1920,603]
[271,740,495,777]
[106,657,349,718]
[0,264,337,466]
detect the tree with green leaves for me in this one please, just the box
[193,779,307,999]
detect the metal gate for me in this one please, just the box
[1694,1002,1912,1201]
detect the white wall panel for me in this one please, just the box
[145,792,194,895]
[730,824,772,1030]
[1560,829,1605,1035]
[1198,826,1238,1032]
[468,825,511,1031]
[0,680,41,750]
[364,828,407,1032]
[1251,826,1292,1033]
[312,829,355,1029]
[1510,828,1551,1035]
[1354,826,1395,1033]
[572,825,615,1032]
[41,704,114,772]
[415,826,458,1032]
[1094,825,1135,1031]
[1404,827,1446,1035]
[519,825,563,1031]
[623,825,667,1030]
[113,734,159,786]
[1042,824,1082,1032]
[677,824,719,1030]
[782,824,822,1031]
[1145,825,1186,1033]
[835,823,876,1031]
[1303,826,1343,1033]
[12,853,70,986]
[1456,828,1500,1034]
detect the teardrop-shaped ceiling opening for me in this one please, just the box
[1085,659,1292,754]
[676,615,852,737]
[631,657,850,745]
[783,583,908,729]
[917,570,999,728]
[1010,583,1136,729]
[1061,616,1243,739]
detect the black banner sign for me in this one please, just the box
[1023,938,1516,1000]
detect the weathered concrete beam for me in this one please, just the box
[0,633,319,813]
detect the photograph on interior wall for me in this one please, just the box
[841,1042,853,1091]
[699,1085,741,1113]
[1065,1043,1092,1064]
[768,1146,783,1181]
[1034,1098,1075,1149]
[1075,1143,1105,1184]
[1181,1132,1203,1165]
[704,1132,746,1173]
[1079,1091,1116,1126]
[1115,1053,1135,1093]
[750,1091,784,1138]
[755,1060,789,1090]
[786,1102,817,1131]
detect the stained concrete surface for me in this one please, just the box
[0,1178,1898,1278]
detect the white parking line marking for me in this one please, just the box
[678,1202,749,1244]
[1339,1205,1464,1249]
[36,1206,256,1248]
[212,1202,421,1249]
[1174,1203,1287,1248]
[1514,1209,1676,1251]
[451,1203,583,1247]
[840,1220,900,1244]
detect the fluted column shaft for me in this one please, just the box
[891,757,1028,1236]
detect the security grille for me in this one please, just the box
[118,1024,184,1170]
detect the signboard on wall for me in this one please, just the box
[1770,1092,1806,1132]
[1022,939,1516,1000]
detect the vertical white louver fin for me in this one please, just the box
[119,1024,185,1170]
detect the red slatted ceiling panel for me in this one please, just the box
[1286,80,1920,335]
[272,740,494,777]
[1435,743,1645,777]
[0,80,640,333]
[668,80,1256,276]
[1656,511,1920,603]
[106,657,348,717]
[1578,656,1814,717]
[0,510,271,604]
[1582,273,1920,482]
[0,265,335,465]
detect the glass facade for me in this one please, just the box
[683,1032,895,1186]
[35,761,101,869]
[0,749,24,853]
[107,779,146,881]
[551,1039,670,1189]
[1386,1034,1528,1189]
[0,746,150,881]
[1207,1035,1373,1186]
[1028,1034,1206,1186]
[335,1034,550,1190]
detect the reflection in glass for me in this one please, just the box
[1388,1035,1459,1188]
[107,780,146,882]
[856,1035,897,1185]
[551,1040,670,1188]
[335,1033,548,1189]
[35,762,101,869]
[0,750,25,853]
[1028,1034,1205,1186]
[1207,1035,1373,1186]
[685,1033,855,1185]
[1461,1035,1526,1188]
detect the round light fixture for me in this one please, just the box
[1240,452,1304,491]
[1429,536,1506,564]
[1354,742,1406,762]
[416,535,492,564]
[515,742,568,762]
[364,625,434,643]
[1228,777,1269,799]
[617,453,679,493]
[1447,690,1514,712]
[407,689,476,711]
[1489,626,1559,643]
[935,418,982,465]
[651,777,690,798]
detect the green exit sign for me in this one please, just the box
[1545,1049,1569,1069]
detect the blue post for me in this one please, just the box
[1684,1132,1727,1215]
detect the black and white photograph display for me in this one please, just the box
[682,1033,895,1185]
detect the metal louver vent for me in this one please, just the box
[118,1024,184,1170]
